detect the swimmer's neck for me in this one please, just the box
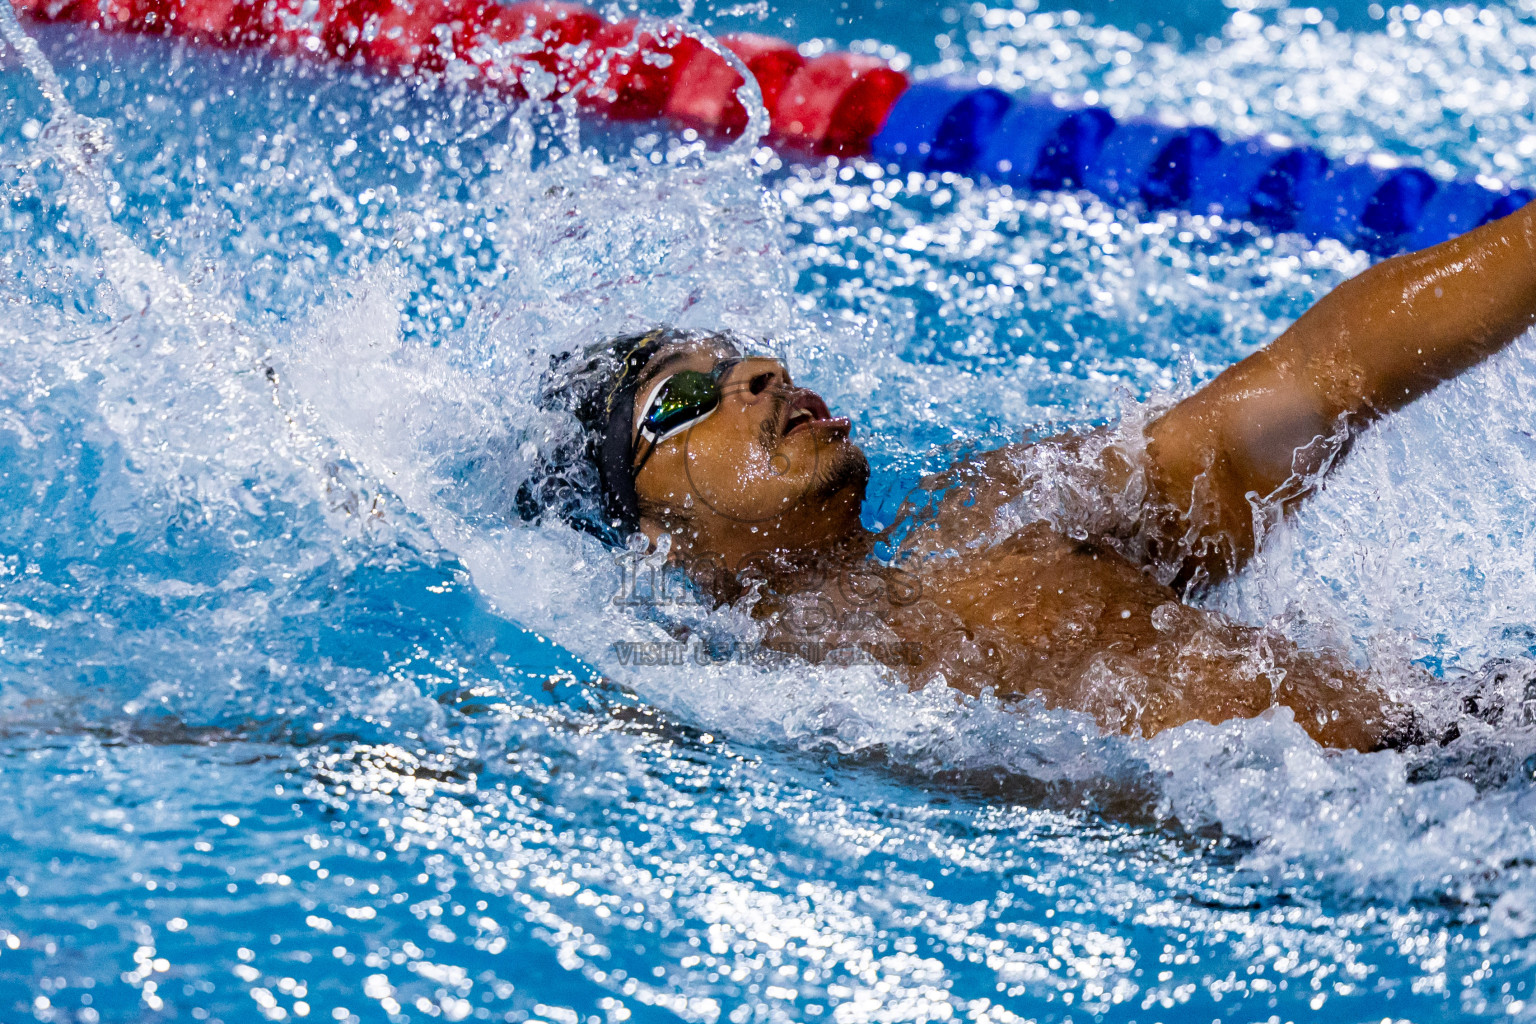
[645,481,873,583]
[663,519,879,605]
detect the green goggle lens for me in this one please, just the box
[642,369,722,439]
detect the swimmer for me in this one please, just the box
[530,198,1536,752]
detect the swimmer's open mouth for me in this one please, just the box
[781,390,849,437]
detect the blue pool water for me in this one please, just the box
[4,0,1536,1021]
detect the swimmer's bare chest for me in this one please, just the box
[897,523,1183,682]
[877,522,1395,750]
[884,524,1246,718]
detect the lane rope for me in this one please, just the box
[15,0,1530,253]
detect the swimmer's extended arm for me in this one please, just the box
[1145,199,1536,587]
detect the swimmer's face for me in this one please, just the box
[630,340,869,566]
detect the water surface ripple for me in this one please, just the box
[2,1,1536,1020]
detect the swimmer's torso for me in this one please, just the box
[752,439,1403,752]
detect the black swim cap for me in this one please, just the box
[519,326,737,541]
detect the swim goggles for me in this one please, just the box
[631,357,741,475]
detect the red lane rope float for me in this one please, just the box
[666,33,801,138]
[772,53,907,156]
[578,20,698,118]
[12,0,907,155]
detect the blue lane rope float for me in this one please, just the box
[871,76,1531,256]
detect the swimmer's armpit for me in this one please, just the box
[1142,198,1536,588]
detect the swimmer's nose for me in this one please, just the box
[725,357,792,403]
